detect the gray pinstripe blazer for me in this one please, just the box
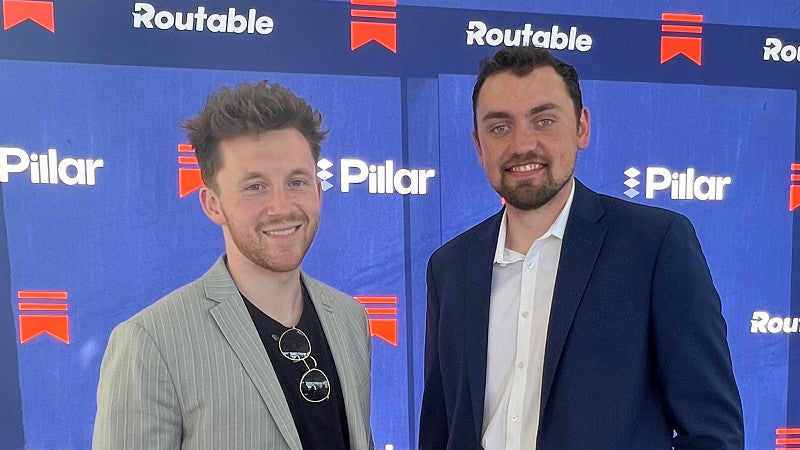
[92,256,373,449]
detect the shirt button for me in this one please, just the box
[517,362,525,369]
[526,261,534,269]
[510,414,518,422]
[521,311,529,319]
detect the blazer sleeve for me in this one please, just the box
[418,257,449,450]
[362,308,375,450]
[650,214,744,449]
[93,320,182,449]
[359,301,375,450]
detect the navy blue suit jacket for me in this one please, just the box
[419,180,743,449]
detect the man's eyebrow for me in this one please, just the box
[288,168,315,177]
[480,111,511,123]
[527,103,559,116]
[238,171,264,182]
[480,103,562,123]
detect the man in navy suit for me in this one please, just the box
[419,46,744,449]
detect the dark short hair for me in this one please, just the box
[472,47,583,129]
[182,80,328,191]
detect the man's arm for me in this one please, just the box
[93,320,182,449]
[418,259,449,450]
[651,214,744,449]
[360,304,375,450]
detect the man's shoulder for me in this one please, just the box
[125,277,208,329]
[601,192,677,216]
[119,260,229,335]
[586,185,689,230]
[573,185,704,256]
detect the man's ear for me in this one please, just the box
[577,107,591,150]
[199,186,225,225]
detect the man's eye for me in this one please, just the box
[490,124,510,134]
[290,179,309,188]
[538,118,554,127]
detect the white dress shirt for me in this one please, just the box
[481,182,575,450]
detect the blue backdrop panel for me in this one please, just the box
[403,77,443,434]
[1,0,800,448]
[0,184,23,449]
[0,59,409,450]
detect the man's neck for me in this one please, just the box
[225,254,304,327]
[504,178,573,254]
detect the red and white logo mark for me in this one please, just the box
[660,12,702,65]
[350,0,396,53]
[17,290,69,344]
[2,0,54,32]
[790,163,800,212]
[178,143,203,198]
[776,428,800,449]
[355,296,398,346]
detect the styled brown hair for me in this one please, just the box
[182,80,328,191]
[472,47,583,129]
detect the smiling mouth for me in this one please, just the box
[508,163,544,173]
[263,225,300,237]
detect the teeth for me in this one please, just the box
[510,163,542,172]
[264,226,298,236]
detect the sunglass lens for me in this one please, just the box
[280,329,310,360]
[300,368,330,402]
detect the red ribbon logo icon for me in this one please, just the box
[18,290,69,344]
[356,296,398,346]
[790,163,800,212]
[660,13,702,65]
[178,144,204,198]
[3,0,55,32]
[350,0,397,53]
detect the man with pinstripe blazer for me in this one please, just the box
[93,81,374,449]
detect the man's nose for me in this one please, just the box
[511,126,539,152]
[265,187,293,215]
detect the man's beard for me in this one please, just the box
[494,152,573,211]
[497,173,570,210]
[225,211,317,274]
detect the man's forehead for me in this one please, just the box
[217,138,315,170]
[478,69,569,105]
[482,67,563,91]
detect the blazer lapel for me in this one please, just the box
[465,210,504,437]
[203,257,303,450]
[540,181,607,415]
[302,273,372,449]
[303,275,369,450]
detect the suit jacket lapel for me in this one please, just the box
[303,274,369,450]
[465,210,504,437]
[203,257,303,450]
[540,180,607,415]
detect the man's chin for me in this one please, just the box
[240,249,307,275]
[499,177,574,211]
[257,261,303,274]
[498,187,554,211]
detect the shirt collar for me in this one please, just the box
[493,180,575,264]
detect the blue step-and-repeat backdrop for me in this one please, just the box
[1,0,799,448]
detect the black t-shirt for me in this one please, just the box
[242,284,350,450]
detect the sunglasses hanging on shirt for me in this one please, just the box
[277,327,331,402]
